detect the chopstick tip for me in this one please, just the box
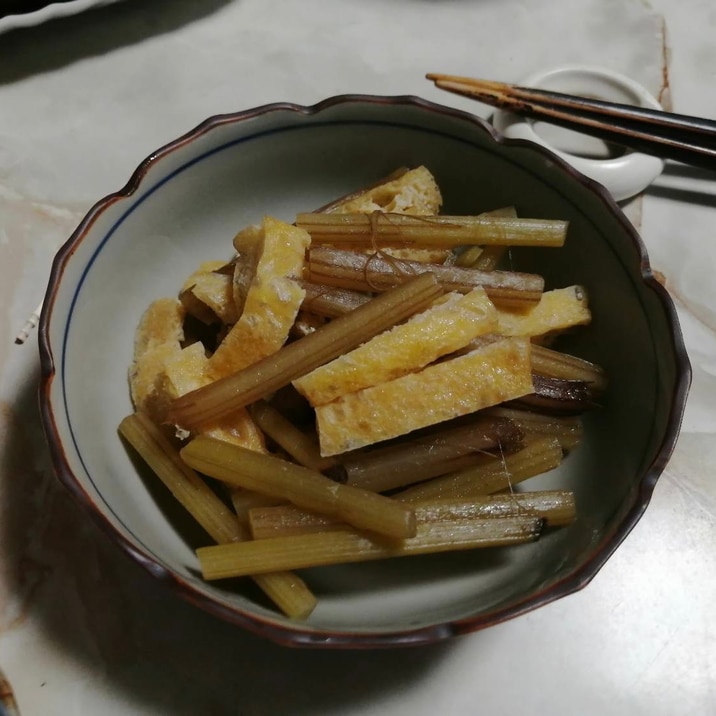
[426,74,511,99]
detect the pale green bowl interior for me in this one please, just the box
[42,98,685,642]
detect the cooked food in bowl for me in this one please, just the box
[120,165,605,621]
[38,96,689,647]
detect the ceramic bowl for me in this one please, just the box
[38,95,690,648]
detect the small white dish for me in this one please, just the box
[492,66,665,201]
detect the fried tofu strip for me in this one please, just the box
[164,342,266,451]
[129,298,186,424]
[314,336,534,456]
[180,261,237,325]
[293,288,498,406]
[207,217,310,379]
[496,286,591,338]
[321,165,442,216]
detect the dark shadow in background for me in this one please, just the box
[644,161,716,208]
[0,0,69,16]
[0,0,233,85]
[1,367,457,715]
[0,4,468,711]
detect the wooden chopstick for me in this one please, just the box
[427,73,716,170]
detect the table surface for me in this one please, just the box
[0,1,715,714]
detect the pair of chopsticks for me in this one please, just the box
[427,73,716,170]
[10,73,713,347]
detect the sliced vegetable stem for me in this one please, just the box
[530,343,608,392]
[198,516,543,580]
[229,487,285,526]
[470,245,508,271]
[250,400,337,473]
[248,491,575,539]
[167,273,444,430]
[180,436,417,540]
[485,406,584,451]
[395,436,563,503]
[119,412,244,544]
[298,280,372,317]
[332,416,523,493]
[307,246,543,309]
[118,412,317,619]
[456,207,517,270]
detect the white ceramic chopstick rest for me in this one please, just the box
[492,66,665,201]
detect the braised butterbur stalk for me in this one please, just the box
[412,492,575,526]
[118,412,317,619]
[453,245,484,268]
[248,491,575,539]
[469,245,509,271]
[298,280,372,317]
[119,412,243,544]
[296,212,567,248]
[306,246,543,309]
[328,416,524,492]
[197,516,543,580]
[530,343,608,393]
[167,273,444,430]
[249,504,338,539]
[455,207,517,270]
[250,400,337,473]
[180,436,417,540]
[229,488,284,525]
[512,374,595,415]
[395,436,564,502]
[485,406,584,451]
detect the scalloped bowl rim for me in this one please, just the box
[37,94,691,648]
